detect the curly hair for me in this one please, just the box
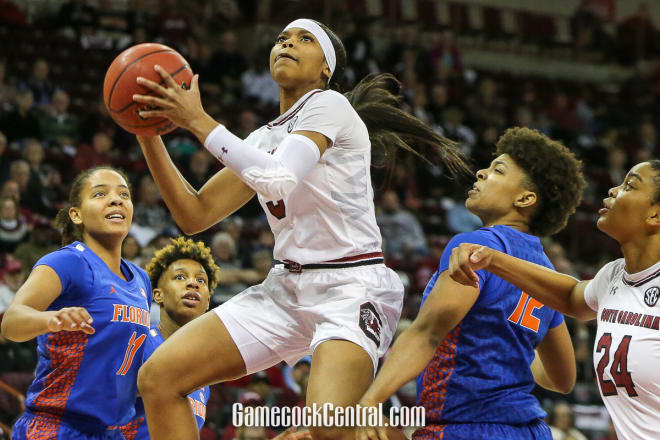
[495,127,586,236]
[146,236,220,290]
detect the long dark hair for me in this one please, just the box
[316,21,471,177]
[54,166,131,246]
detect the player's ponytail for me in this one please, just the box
[55,166,131,246]
[316,21,471,177]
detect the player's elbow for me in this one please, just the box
[553,378,575,395]
[551,367,576,394]
[1,310,25,342]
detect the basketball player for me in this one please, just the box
[448,160,660,440]
[1,167,152,439]
[119,237,218,440]
[357,128,586,440]
[132,18,469,440]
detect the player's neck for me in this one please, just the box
[82,235,124,280]
[278,84,323,115]
[482,213,530,234]
[157,313,181,340]
[620,235,660,274]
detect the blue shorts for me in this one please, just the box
[412,419,551,440]
[12,412,126,440]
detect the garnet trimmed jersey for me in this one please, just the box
[120,327,209,440]
[24,241,152,432]
[584,258,660,440]
[416,226,564,429]
[243,88,382,264]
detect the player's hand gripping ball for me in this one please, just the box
[103,43,193,136]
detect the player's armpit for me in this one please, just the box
[534,322,576,394]
[291,130,329,156]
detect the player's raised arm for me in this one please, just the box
[1,265,94,342]
[137,135,255,235]
[449,243,596,321]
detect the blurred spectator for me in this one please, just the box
[617,3,657,64]
[155,0,192,47]
[234,425,268,440]
[617,2,657,64]
[236,110,261,139]
[0,88,42,142]
[467,77,506,132]
[185,149,214,189]
[96,0,132,47]
[0,259,24,314]
[56,0,99,38]
[442,196,482,234]
[0,0,26,26]
[544,240,579,277]
[377,191,429,259]
[20,59,56,109]
[133,175,173,234]
[0,131,9,183]
[12,220,58,270]
[545,91,581,142]
[549,402,588,440]
[428,29,463,80]
[207,31,248,101]
[11,153,49,215]
[74,132,113,173]
[0,59,15,111]
[281,356,310,407]
[571,0,614,55]
[631,120,657,163]
[37,89,78,146]
[596,147,627,197]
[0,196,29,253]
[121,235,143,266]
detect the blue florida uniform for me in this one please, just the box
[13,242,152,440]
[414,226,564,440]
[119,327,209,440]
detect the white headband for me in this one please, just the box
[283,18,336,83]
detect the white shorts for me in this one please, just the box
[213,263,404,374]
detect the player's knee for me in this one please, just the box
[309,426,354,440]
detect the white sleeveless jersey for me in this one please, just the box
[584,258,660,440]
[242,89,382,264]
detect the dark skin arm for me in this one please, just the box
[356,272,480,440]
[1,266,94,342]
[448,243,596,321]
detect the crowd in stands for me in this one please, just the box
[2,0,660,438]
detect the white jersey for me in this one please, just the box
[243,88,382,264]
[584,258,660,440]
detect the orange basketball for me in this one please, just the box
[103,43,193,136]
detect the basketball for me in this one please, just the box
[103,43,193,136]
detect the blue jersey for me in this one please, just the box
[120,327,209,440]
[416,226,564,426]
[24,242,152,432]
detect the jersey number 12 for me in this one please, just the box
[596,333,638,397]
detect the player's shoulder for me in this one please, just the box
[35,241,87,267]
[594,258,626,281]
[306,89,352,110]
[447,228,504,250]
